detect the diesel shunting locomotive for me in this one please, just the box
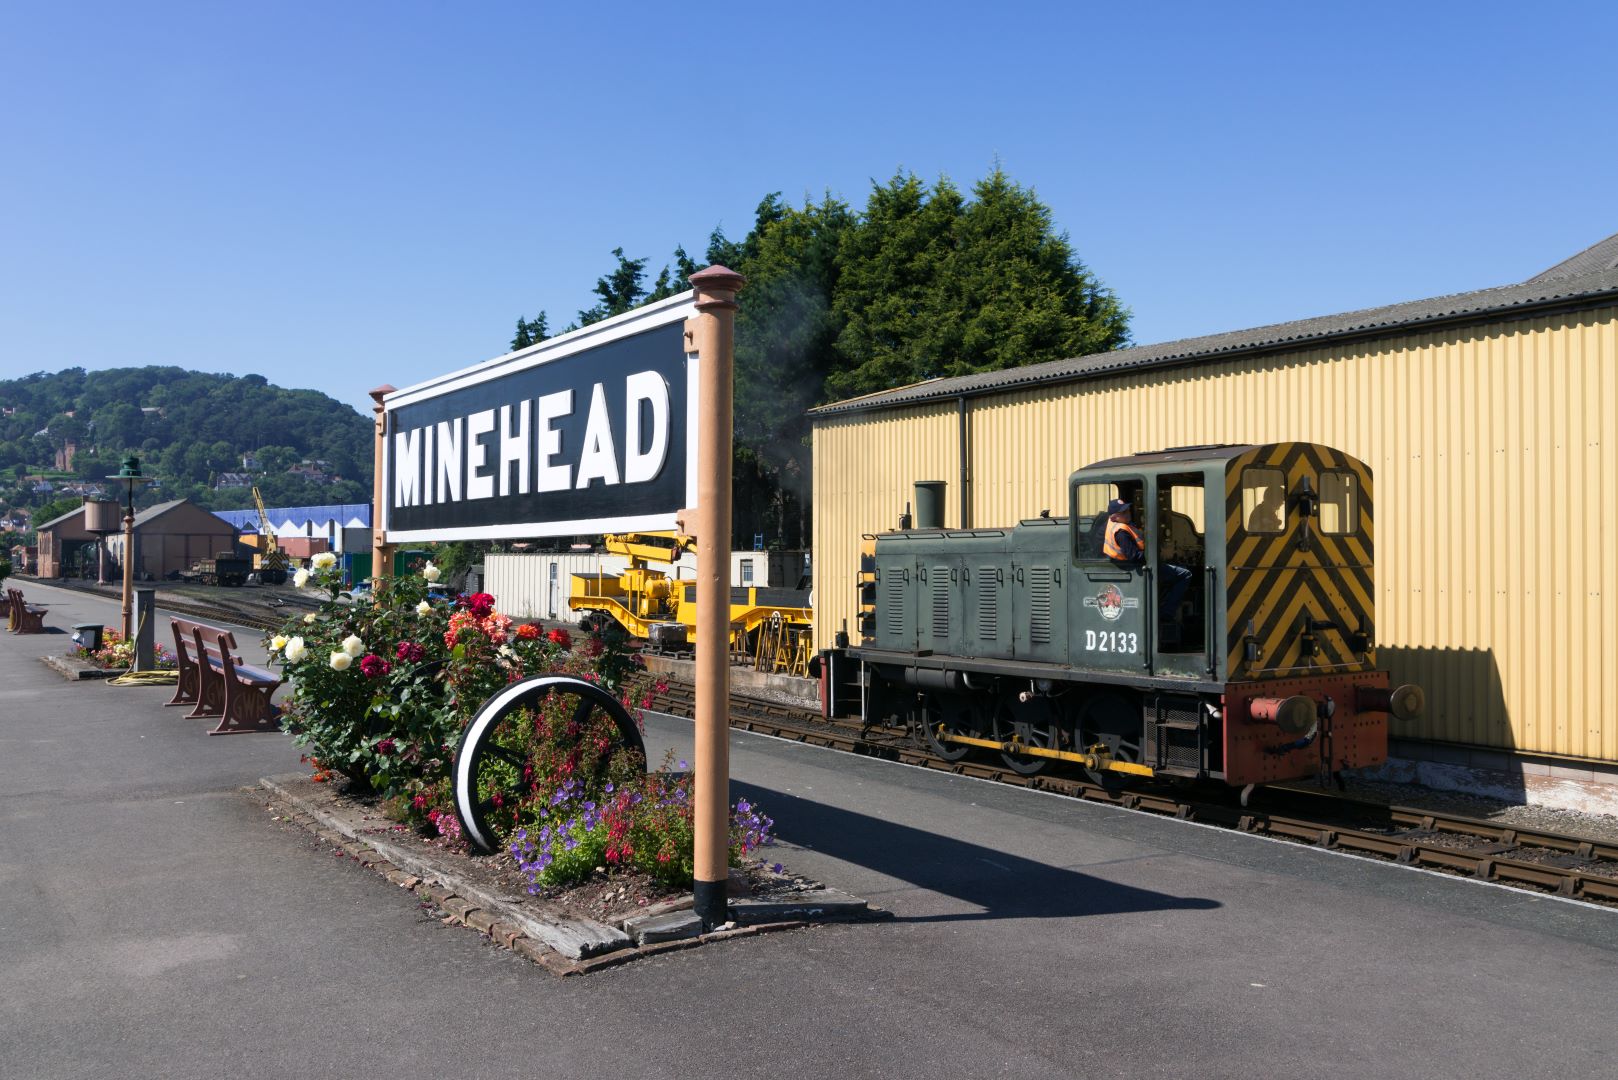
[816,442,1423,793]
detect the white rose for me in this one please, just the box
[293,568,310,588]
[270,635,288,651]
[284,636,307,663]
[303,612,318,625]
[312,551,337,570]
[341,634,365,657]
[422,562,441,583]
[416,600,431,615]
[330,651,352,671]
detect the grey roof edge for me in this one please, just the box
[810,266,1618,420]
[35,504,87,532]
[1527,230,1618,283]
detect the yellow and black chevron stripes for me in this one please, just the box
[1223,443,1375,676]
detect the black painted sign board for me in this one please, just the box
[381,294,697,543]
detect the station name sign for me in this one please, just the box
[382,294,698,543]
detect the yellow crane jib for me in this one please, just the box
[251,486,288,584]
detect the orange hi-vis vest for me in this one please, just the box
[1103,518,1142,561]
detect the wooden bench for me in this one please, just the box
[166,615,241,714]
[6,588,48,634]
[166,616,282,735]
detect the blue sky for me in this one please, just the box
[2,1,1614,417]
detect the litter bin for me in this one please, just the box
[72,623,105,653]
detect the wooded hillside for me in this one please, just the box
[0,367,371,519]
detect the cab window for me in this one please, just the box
[1319,470,1360,535]
[1072,478,1141,561]
[1241,468,1286,534]
[1158,475,1205,566]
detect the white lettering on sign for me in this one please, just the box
[498,401,531,497]
[435,418,462,504]
[535,388,573,493]
[389,371,677,509]
[465,409,496,501]
[575,383,621,489]
[624,370,669,484]
[394,427,423,507]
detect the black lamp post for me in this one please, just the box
[107,454,149,641]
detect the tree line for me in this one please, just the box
[0,367,372,523]
[507,169,1131,549]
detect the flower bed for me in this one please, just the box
[267,556,773,893]
[73,628,175,671]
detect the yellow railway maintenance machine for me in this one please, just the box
[569,532,813,673]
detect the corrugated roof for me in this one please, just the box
[213,502,372,532]
[810,256,1618,419]
[1527,230,1618,282]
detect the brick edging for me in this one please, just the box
[256,777,814,975]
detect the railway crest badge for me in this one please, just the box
[1083,584,1138,622]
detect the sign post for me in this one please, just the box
[376,275,743,923]
[369,384,396,582]
[687,266,745,930]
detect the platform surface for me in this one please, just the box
[2,580,1614,1079]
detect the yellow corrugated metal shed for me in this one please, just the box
[811,236,1618,764]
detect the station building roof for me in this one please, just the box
[809,231,1618,419]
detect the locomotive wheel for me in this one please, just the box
[915,694,972,762]
[992,705,1065,776]
[454,675,647,854]
[1076,692,1143,790]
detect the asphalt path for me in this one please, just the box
[2,580,1615,1079]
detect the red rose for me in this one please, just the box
[359,654,391,679]
[546,627,572,649]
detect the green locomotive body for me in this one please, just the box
[818,442,1422,789]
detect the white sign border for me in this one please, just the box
[381,291,699,544]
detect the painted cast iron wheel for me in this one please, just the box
[454,675,647,854]
[916,693,972,762]
[992,705,1065,777]
[1076,692,1143,790]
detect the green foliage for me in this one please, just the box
[577,247,650,327]
[483,166,1129,550]
[827,169,1130,399]
[33,496,84,527]
[510,311,549,352]
[0,366,372,515]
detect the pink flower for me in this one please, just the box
[376,737,396,755]
[395,640,425,664]
[359,654,391,679]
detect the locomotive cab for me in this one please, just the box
[827,441,1420,791]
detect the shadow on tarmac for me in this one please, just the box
[732,781,1222,922]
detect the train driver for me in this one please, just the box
[1103,498,1193,625]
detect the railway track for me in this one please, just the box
[36,576,1615,907]
[25,577,303,635]
[630,675,1618,908]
